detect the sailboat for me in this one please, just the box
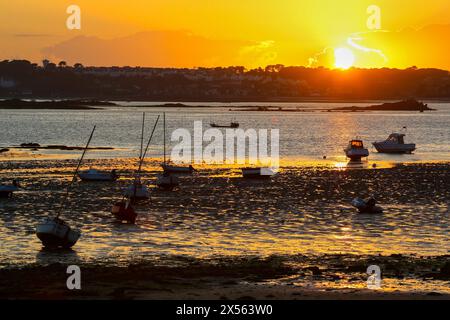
[78,168,119,182]
[123,113,152,200]
[161,112,195,174]
[35,126,96,248]
[113,114,160,223]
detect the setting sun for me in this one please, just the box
[334,47,355,69]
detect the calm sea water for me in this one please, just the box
[0,101,449,162]
[0,102,449,269]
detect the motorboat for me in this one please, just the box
[156,173,179,191]
[36,125,96,249]
[36,217,81,248]
[373,133,416,154]
[351,197,383,214]
[210,122,239,128]
[78,169,118,181]
[241,167,276,179]
[0,181,20,198]
[344,139,369,161]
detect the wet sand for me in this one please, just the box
[0,255,449,299]
[0,160,449,299]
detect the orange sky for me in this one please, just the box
[1,0,449,69]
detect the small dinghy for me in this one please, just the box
[351,197,383,214]
[78,169,118,182]
[156,172,179,191]
[373,133,416,154]
[344,139,369,161]
[36,217,81,248]
[36,126,96,249]
[242,167,276,179]
[0,181,20,198]
[111,199,137,223]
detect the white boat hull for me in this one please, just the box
[36,218,80,248]
[124,184,150,199]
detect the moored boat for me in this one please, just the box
[78,169,118,181]
[241,167,276,179]
[210,122,239,128]
[156,172,179,191]
[111,200,137,223]
[0,181,20,198]
[36,217,81,248]
[344,139,369,161]
[36,126,96,249]
[373,133,416,154]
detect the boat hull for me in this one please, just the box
[0,185,19,198]
[124,184,150,199]
[36,218,80,248]
[111,202,137,223]
[242,168,275,179]
[162,164,194,174]
[372,142,416,154]
[156,174,179,191]
[78,170,118,181]
[344,148,369,160]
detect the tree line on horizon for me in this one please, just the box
[0,59,449,100]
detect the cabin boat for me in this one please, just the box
[78,169,118,182]
[111,200,137,223]
[0,182,20,198]
[162,163,195,174]
[156,173,179,191]
[210,122,239,128]
[241,167,276,179]
[35,126,96,249]
[36,217,81,248]
[373,133,416,154]
[344,139,369,161]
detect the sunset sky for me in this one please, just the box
[1,0,449,69]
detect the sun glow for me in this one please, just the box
[334,47,355,69]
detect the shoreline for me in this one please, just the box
[1,254,449,299]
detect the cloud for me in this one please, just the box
[41,30,278,68]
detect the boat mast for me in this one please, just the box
[137,115,160,173]
[56,125,96,219]
[139,112,145,162]
[163,112,166,164]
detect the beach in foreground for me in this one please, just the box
[0,160,449,299]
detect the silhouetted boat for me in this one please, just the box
[352,197,383,214]
[156,172,179,191]
[241,167,276,179]
[373,133,416,154]
[0,181,20,198]
[210,122,239,128]
[111,200,137,223]
[161,112,195,174]
[36,126,96,248]
[344,139,369,160]
[78,169,118,181]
